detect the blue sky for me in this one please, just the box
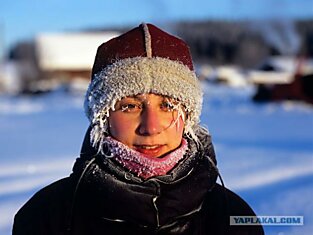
[0,0,313,54]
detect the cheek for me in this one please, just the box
[173,116,185,134]
[167,117,185,150]
[164,111,185,130]
[167,116,185,140]
[108,113,136,138]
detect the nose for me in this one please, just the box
[137,107,163,136]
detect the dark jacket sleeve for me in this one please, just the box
[203,184,264,235]
[12,177,74,235]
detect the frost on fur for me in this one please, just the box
[90,110,110,154]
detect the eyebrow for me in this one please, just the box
[121,96,143,102]
[120,95,177,104]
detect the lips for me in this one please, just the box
[133,144,165,157]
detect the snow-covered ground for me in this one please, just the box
[0,83,312,235]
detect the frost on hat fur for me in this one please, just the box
[84,23,203,152]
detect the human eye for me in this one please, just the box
[160,99,178,112]
[120,102,142,112]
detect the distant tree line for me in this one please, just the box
[174,19,313,68]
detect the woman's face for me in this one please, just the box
[108,94,185,158]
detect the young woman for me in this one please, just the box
[13,23,264,235]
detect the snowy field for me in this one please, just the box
[0,83,312,235]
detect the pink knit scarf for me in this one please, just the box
[104,137,188,179]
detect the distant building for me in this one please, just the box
[34,31,119,92]
[252,56,313,104]
[4,31,119,93]
[248,56,313,85]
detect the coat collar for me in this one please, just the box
[71,126,218,229]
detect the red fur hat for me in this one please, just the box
[91,23,194,76]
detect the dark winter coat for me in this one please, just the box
[13,128,264,235]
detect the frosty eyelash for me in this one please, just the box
[117,98,178,111]
[120,103,142,112]
[160,101,175,111]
